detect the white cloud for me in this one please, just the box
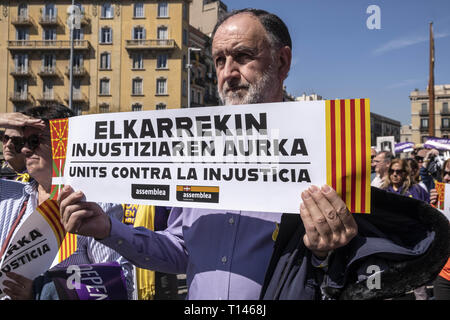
[373,32,450,55]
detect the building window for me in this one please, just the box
[43,28,56,41]
[156,78,167,95]
[183,55,187,71]
[99,78,110,95]
[197,92,201,104]
[132,78,143,95]
[421,118,429,129]
[73,28,83,40]
[182,28,188,45]
[101,3,114,18]
[14,79,27,98]
[132,53,144,69]
[421,103,428,114]
[100,52,111,69]
[442,118,450,129]
[133,26,145,40]
[43,80,54,99]
[16,27,28,40]
[156,103,166,110]
[44,4,56,18]
[132,103,142,112]
[18,4,28,18]
[443,102,449,113]
[42,54,56,72]
[133,3,144,18]
[157,54,168,69]
[157,26,168,40]
[99,104,109,113]
[73,54,83,69]
[158,2,168,17]
[100,27,112,44]
[183,3,188,20]
[72,105,82,116]
[14,54,28,73]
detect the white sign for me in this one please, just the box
[51,100,372,214]
[0,200,64,298]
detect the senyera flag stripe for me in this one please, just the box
[326,99,371,214]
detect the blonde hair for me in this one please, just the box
[382,158,412,194]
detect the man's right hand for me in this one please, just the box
[58,185,111,239]
[429,188,438,206]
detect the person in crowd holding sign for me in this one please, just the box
[0,128,30,183]
[428,159,450,300]
[0,106,133,300]
[57,9,360,300]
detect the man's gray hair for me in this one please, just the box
[212,8,292,51]
[379,151,394,163]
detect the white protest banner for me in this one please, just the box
[50,100,371,214]
[434,182,450,221]
[0,200,65,298]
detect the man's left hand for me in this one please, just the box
[300,185,358,258]
[2,272,33,300]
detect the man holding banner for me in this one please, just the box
[57,8,449,300]
[58,9,359,300]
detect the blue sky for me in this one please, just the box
[221,0,450,126]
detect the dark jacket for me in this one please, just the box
[260,187,450,300]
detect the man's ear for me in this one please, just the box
[277,46,292,81]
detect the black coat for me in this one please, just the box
[260,187,450,300]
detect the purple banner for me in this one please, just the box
[424,137,450,151]
[394,142,415,153]
[49,262,128,300]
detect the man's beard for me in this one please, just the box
[218,64,277,105]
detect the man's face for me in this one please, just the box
[373,153,389,176]
[2,128,26,166]
[21,126,53,181]
[212,13,281,105]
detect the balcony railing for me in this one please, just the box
[39,14,59,25]
[65,66,88,77]
[9,92,34,103]
[419,110,429,116]
[37,92,60,103]
[65,92,88,104]
[10,66,33,77]
[12,15,34,26]
[125,39,176,50]
[38,66,59,77]
[8,40,90,51]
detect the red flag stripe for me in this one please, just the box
[350,99,357,213]
[360,99,367,212]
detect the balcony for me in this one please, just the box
[65,66,88,77]
[10,67,33,78]
[7,40,90,51]
[9,92,34,103]
[125,39,176,51]
[419,109,429,116]
[37,92,60,104]
[38,66,60,78]
[65,92,89,104]
[420,126,429,133]
[12,15,34,26]
[441,109,450,116]
[39,14,59,26]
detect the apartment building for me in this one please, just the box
[0,1,192,115]
[410,84,450,144]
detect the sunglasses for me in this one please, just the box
[443,171,450,177]
[2,134,25,153]
[415,156,424,162]
[389,169,405,175]
[1,134,48,153]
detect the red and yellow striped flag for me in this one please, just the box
[49,118,69,200]
[36,199,77,263]
[326,99,371,213]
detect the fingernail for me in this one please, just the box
[309,185,319,193]
[321,185,331,193]
[302,190,311,199]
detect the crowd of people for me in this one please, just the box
[371,147,450,299]
[0,8,448,301]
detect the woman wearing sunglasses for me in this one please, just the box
[429,159,450,300]
[1,128,28,182]
[382,158,431,300]
[0,106,133,300]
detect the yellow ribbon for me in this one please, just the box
[15,173,31,183]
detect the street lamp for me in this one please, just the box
[67,2,81,111]
[187,47,201,108]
